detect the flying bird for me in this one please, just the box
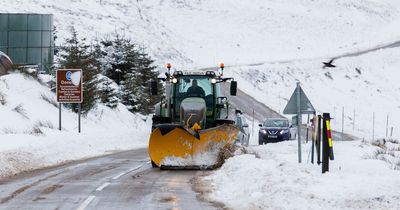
[323,59,336,68]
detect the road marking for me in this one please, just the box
[95,182,111,192]
[112,172,126,180]
[76,195,95,210]
[112,161,150,180]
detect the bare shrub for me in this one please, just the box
[371,139,386,148]
[12,104,29,119]
[40,93,58,108]
[30,125,44,136]
[369,147,399,170]
[386,139,399,144]
[0,91,6,105]
[2,127,18,134]
[324,72,333,80]
[35,120,54,129]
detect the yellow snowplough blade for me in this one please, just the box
[148,124,239,168]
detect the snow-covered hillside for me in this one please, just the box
[2,0,400,140]
[227,47,400,140]
[1,0,400,68]
[0,72,149,178]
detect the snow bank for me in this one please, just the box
[0,73,149,178]
[204,141,400,210]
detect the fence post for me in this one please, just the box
[342,107,344,141]
[317,115,322,165]
[391,127,394,138]
[353,109,355,135]
[372,112,375,141]
[311,116,316,164]
[386,113,389,138]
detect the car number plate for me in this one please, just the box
[268,135,278,138]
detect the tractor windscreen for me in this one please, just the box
[174,76,214,118]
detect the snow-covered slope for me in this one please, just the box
[0,72,149,178]
[2,0,400,140]
[227,47,400,140]
[202,140,400,210]
[1,0,400,68]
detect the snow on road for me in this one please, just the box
[203,140,400,210]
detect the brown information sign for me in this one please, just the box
[57,69,83,103]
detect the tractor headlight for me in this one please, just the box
[280,129,289,135]
[172,78,178,83]
[211,78,217,84]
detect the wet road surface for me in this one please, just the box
[0,148,217,210]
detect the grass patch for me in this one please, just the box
[368,138,400,170]
[34,120,54,129]
[2,127,18,134]
[30,125,44,136]
[12,104,29,119]
[40,93,58,108]
[0,91,6,105]
[29,121,55,136]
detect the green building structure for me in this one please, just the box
[0,13,54,73]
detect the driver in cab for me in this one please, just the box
[187,79,205,97]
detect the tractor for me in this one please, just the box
[148,64,240,169]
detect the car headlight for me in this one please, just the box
[260,130,267,134]
[279,130,289,135]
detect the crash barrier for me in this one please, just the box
[310,113,334,173]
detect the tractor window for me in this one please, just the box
[174,76,214,118]
[176,77,212,96]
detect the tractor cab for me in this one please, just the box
[171,71,222,129]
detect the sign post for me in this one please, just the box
[283,82,315,163]
[56,69,83,133]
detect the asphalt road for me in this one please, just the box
[0,149,217,210]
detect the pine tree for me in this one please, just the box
[99,77,119,109]
[120,73,137,112]
[59,28,100,114]
[93,40,119,109]
[102,36,138,85]
[133,48,162,114]
[100,35,163,114]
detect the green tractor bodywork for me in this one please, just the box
[148,69,240,169]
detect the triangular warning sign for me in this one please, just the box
[283,85,315,114]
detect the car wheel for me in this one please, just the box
[151,161,158,168]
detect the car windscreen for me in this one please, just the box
[263,119,289,127]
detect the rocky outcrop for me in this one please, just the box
[0,51,13,76]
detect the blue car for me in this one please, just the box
[259,118,291,144]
